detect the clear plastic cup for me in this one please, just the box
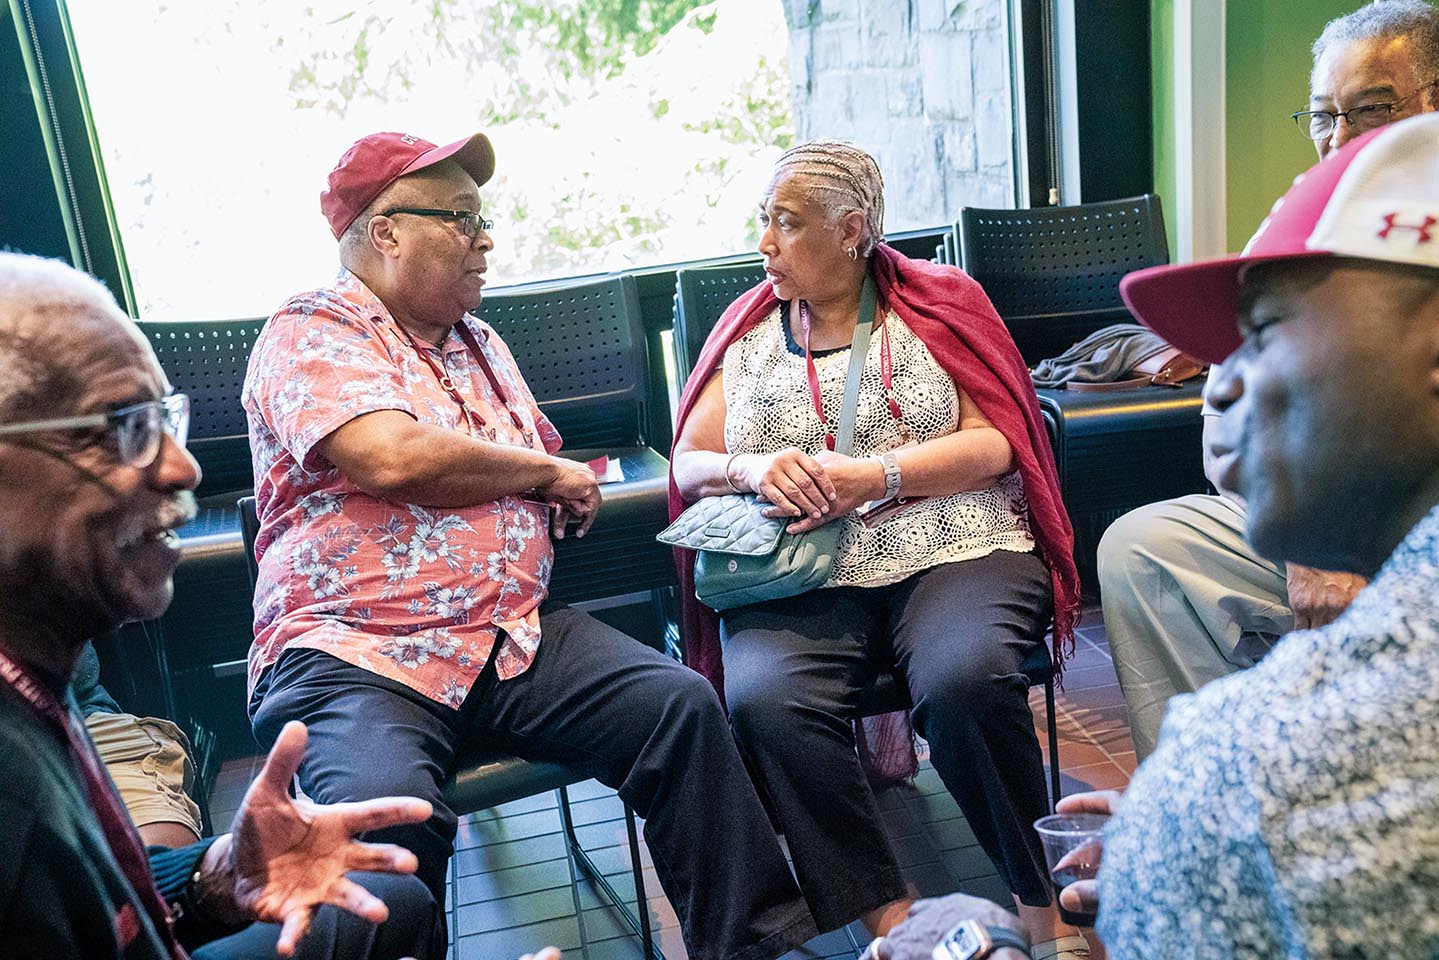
[1033,812,1108,926]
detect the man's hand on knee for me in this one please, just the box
[1284,564,1366,630]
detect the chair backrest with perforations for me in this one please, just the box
[672,260,766,390]
[476,275,648,448]
[958,194,1169,366]
[142,318,266,495]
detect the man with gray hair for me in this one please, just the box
[1097,0,1437,760]
[1305,0,1439,158]
[0,251,442,958]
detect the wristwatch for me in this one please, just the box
[877,450,902,499]
[931,919,1032,960]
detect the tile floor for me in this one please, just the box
[209,611,1132,960]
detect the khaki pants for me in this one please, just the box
[1098,493,1291,760]
[84,710,203,838]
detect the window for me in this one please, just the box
[65,0,796,320]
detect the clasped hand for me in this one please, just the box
[1284,563,1366,631]
[203,721,433,956]
[745,447,880,534]
[539,456,600,539]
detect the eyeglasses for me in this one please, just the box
[1291,79,1439,141]
[0,393,190,469]
[380,207,494,239]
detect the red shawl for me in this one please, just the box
[668,243,1080,716]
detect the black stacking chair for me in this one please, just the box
[671,258,764,390]
[477,275,676,610]
[120,320,264,786]
[237,497,661,959]
[143,318,265,499]
[958,195,1208,578]
[672,264,1063,807]
[134,317,260,696]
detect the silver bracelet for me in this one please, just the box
[723,452,744,493]
[877,450,902,499]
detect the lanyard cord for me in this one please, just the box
[393,319,532,443]
[796,295,906,450]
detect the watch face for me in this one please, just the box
[932,920,987,960]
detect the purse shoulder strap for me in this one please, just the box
[834,273,876,457]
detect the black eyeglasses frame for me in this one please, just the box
[379,207,494,239]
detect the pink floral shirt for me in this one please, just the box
[242,271,563,707]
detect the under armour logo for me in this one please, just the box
[1377,212,1436,243]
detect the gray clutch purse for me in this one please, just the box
[655,493,784,556]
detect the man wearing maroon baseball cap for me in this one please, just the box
[318,131,497,239]
[240,133,816,958]
[1097,0,1439,765]
[871,112,1439,960]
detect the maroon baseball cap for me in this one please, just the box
[1121,113,1439,363]
[320,131,497,238]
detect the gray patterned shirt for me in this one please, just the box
[1098,503,1439,959]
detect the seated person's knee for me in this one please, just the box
[87,710,204,845]
[1097,502,1177,586]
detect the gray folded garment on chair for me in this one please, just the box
[1029,323,1172,388]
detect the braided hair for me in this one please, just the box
[769,140,886,257]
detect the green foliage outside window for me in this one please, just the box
[67,0,795,318]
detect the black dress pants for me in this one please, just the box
[251,603,816,960]
[192,873,442,960]
[720,550,1055,933]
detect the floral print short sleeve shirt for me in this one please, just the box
[1098,503,1439,958]
[241,270,563,707]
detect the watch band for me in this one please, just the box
[878,450,902,499]
[932,919,1033,960]
[981,927,1031,958]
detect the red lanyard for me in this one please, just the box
[0,647,187,958]
[797,299,906,450]
[396,320,534,447]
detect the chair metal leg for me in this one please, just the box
[556,790,591,959]
[624,805,655,960]
[1044,676,1061,810]
[448,838,463,956]
[557,785,664,960]
[653,585,684,663]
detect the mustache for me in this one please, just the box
[157,491,198,529]
[117,491,198,547]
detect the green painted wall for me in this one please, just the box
[1150,0,1176,259]
[1151,0,1356,257]
[1223,0,1354,251]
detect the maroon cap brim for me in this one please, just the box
[398,132,496,190]
[1120,250,1332,364]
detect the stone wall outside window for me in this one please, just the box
[783,0,1015,230]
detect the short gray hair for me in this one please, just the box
[770,140,886,257]
[0,253,114,421]
[1313,0,1439,88]
[337,195,383,266]
[337,158,468,269]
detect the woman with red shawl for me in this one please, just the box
[669,141,1086,960]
